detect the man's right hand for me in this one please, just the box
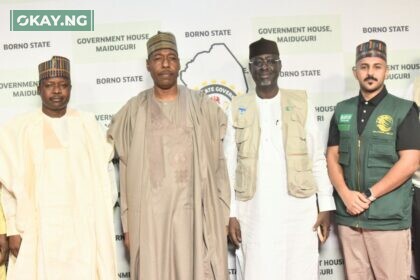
[228,217,242,249]
[9,235,22,258]
[124,232,130,253]
[342,189,371,215]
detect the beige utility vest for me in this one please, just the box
[231,89,318,201]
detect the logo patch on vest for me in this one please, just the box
[285,105,294,111]
[339,114,352,123]
[374,114,394,135]
[338,114,352,131]
[238,106,247,114]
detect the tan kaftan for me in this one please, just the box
[141,93,194,279]
[0,109,117,280]
[108,86,230,280]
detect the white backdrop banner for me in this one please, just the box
[1,1,419,279]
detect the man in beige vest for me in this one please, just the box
[107,32,230,280]
[224,38,335,279]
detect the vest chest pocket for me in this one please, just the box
[285,122,307,154]
[232,108,259,200]
[287,155,317,197]
[338,140,350,166]
[233,117,258,157]
[366,140,398,196]
[367,141,397,169]
[338,139,352,190]
[234,155,253,194]
[235,125,250,144]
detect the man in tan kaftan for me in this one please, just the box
[108,32,230,280]
[0,56,118,280]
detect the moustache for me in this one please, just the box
[364,76,378,82]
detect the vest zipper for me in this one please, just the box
[355,137,361,228]
[357,138,361,192]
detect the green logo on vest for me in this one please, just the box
[338,124,350,131]
[339,114,352,123]
[374,114,394,135]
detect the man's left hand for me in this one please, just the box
[313,211,331,244]
[0,234,8,265]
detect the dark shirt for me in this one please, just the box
[328,86,420,151]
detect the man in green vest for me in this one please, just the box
[225,38,335,279]
[412,77,420,277]
[327,39,420,279]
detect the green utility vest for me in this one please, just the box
[231,89,317,201]
[334,93,414,230]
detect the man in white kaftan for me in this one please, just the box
[0,56,117,280]
[225,38,335,279]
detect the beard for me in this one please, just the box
[251,66,280,89]
[255,73,279,88]
[361,84,382,93]
[359,77,384,94]
[259,79,272,86]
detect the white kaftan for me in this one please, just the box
[0,109,117,280]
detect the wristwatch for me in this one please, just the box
[363,188,377,202]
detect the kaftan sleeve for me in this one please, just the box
[117,161,128,232]
[0,188,17,236]
[0,124,20,236]
[210,99,231,227]
[92,115,119,207]
[107,99,137,233]
[305,100,336,212]
[0,195,6,235]
[223,104,238,218]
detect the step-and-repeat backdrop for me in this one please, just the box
[1,0,419,279]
